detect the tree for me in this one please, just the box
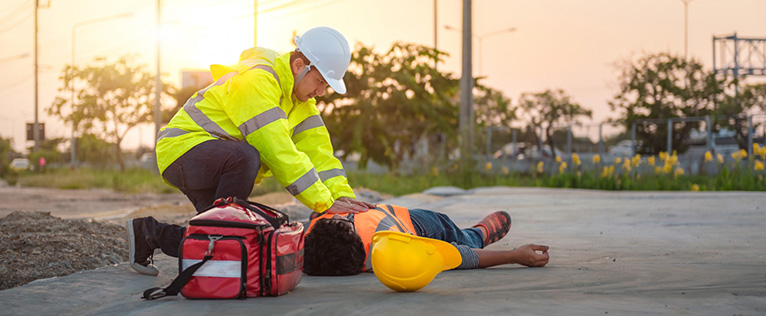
[27,137,66,172]
[48,56,175,171]
[0,137,20,177]
[318,42,462,170]
[75,133,116,168]
[519,89,591,159]
[722,82,766,149]
[609,53,733,154]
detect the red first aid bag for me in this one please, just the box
[143,197,304,300]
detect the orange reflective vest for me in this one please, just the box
[306,204,417,271]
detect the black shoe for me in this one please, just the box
[126,218,159,276]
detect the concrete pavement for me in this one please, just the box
[1,187,765,315]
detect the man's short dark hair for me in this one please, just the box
[290,49,310,67]
[303,218,366,276]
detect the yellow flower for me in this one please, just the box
[485,162,492,171]
[648,156,655,166]
[704,151,713,162]
[662,162,674,174]
[601,166,609,177]
[739,149,747,159]
[659,151,667,161]
[502,166,509,175]
[716,153,724,164]
[555,156,562,163]
[537,161,544,173]
[631,154,641,167]
[755,143,761,154]
[674,167,685,177]
[732,151,740,160]
[755,160,764,171]
[691,184,699,191]
[667,155,678,166]
[608,165,615,176]
[622,158,631,172]
[559,162,567,173]
[431,166,439,177]
[615,157,622,164]
[592,154,601,164]
[572,153,581,166]
[760,147,766,160]
[654,166,661,174]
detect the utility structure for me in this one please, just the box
[712,33,766,157]
[713,33,766,78]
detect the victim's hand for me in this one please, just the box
[512,244,550,267]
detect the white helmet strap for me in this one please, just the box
[294,64,312,91]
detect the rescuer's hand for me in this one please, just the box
[325,199,369,214]
[337,196,376,210]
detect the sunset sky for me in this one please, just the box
[1,0,765,153]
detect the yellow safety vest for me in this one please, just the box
[155,47,355,212]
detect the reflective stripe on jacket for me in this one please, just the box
[306,204,417,271]
[156,47,355,212]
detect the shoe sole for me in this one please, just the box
[126,219,160,276]
[475,211,512,246]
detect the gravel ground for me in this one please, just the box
[0,187,390,291]
[0,211,129,290]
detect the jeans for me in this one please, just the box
[162,139,261,213]
[408,208,484,249]
[147,139,262,258]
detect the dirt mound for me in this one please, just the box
[0,188,392,291]
[0,211,128,291]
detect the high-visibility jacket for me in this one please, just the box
[155,47,355,212]
[306,204,417,271]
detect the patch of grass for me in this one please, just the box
[13,152,764,198]
[16,168,176,194]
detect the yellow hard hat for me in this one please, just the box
[370,231,462,292]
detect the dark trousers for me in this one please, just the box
[146,140,262,257]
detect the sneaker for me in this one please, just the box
[126,218,160,276]
[472,211,512,247]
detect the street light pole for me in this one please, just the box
[71,12,133,169]
[681,0,694,59]
[155,0,163,151]
[34,0,39,153]
[459,0,473,166]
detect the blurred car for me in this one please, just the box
[9,158,30,171]
[493,143,531,160]
[527,144,564,160]
[608,140,635,157]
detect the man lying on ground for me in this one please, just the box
[303,204,550,276]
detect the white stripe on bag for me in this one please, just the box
[182,259,241,278]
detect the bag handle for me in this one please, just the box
[210,197,289,228]
[233,197,288,228]
[142,254,213,300]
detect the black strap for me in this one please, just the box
[233,197,288,228]
[142,255,213,300]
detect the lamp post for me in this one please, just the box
[71,12,133,168]
[445,25,516,76]
[681,0,694,59]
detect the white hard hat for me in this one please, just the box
[294,26,351,94]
